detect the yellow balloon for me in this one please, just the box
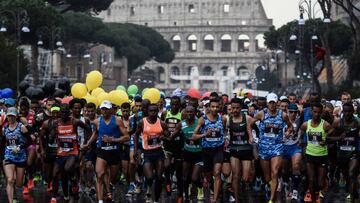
[91,87,105,97]
[109,90,129,106]
[97,92,110,104]
[143,88,161,104]
[83,95,99,107]
[71,83,87,99]
[86,71,103,91]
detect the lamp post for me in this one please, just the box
[36,26,63,81]
[0,9,30,94]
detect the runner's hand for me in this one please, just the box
[102,135,112,143]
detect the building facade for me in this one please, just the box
[99,0,272,93]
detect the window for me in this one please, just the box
[144,22,148,26]
[238,35,250,52]
[107,8,111,16]
[158,5,164,14]
[203,66,213,84]
[158,67,165,83]
[187,35,197,52]
[221,66,228,76]
[224,4,230,13]
[171,66,180,83]
[172,35,181,52]
[130,6,135,16]
[221,34,232,52]
[204,34,214,51]
[207,21,212,25]
[255,34,266,52]
[189,4,195,13]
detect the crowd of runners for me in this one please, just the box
[0,90,359,203]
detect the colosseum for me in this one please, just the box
[99,0,272,94]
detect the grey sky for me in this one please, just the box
[261,0,301,28]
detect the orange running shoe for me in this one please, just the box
[23,186,29,195]
[28,179,34,189]
[50,197,57,203]
[304,190,312,202]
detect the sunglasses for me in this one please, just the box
[289,111,297,113]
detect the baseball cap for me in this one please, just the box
[5,98,16,106]
[100,100,112,109]
[280,96,288,101]
[6,107,18,116]
[288,103,298,111]
[266,93,278,103]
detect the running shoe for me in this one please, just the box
[28,179,34,189]
[105,192,113,202]
[339,176,346,189]
[126,183,136,197]
[64,196,70,202]
[277,178,283,192]
[268,200,274,203]
[253,177,262,192]
[229,194,235,202]
[291,189,299,200]
[265,183,271,200]
[346,193,352,202]
[304,190,312,202]
[47,182,53,194]
[33,174,41,183]
[23,186,29,195]
[146,186,151,198]
[166,183,172,196]
[50,197,57,203]
[197,187,204,200]
[319,190,324,199]
[89,187,96,196]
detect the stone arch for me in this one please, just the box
[237,66,249,77]
[172,35,181,52]
[221,66,228,76]
[157,66,165,83]
[255,34,266,52]
[204,34,214,51]
[187,34,197,52]
[238,34,250,52]
[221,34,232,52]
[171,66,180,83]
[202,66,214,84]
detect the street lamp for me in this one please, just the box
[36,26,64,81]
[0,9,30,94]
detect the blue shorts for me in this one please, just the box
[283,144,302,160]
[259,143,283,160]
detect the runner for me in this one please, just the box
[18,98,37,194]
[174,105,204,201]
[299,102,334,202]
[50,103,90,203]
[2,107,29,203]
[134,103,169,203]
[119,102,131,193]
[161,96,183,200]
[282,103,302,200]
[83,100,129,203]
[227,98,254,203]
[249,93,293,203]
[39,104,60,194]
[330,102,360,201]
[193,98,226,202]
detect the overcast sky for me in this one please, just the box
[261,0,302,28]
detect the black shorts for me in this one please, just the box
[84,148,96,163]
[202,147,224,172]
[3,159,27,168]
[55,155,79,168]
[305,154,328,167]
[223,151,231,163]
[183,150,203,165]
[337,154,359,166]
[143,149,165,163]
[43,154,57,164]
[230,149,254,160]
[96,149,121,166]
[120,145,130,161]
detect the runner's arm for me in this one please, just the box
[134,120,143,153]
[192,117,206,141]
[298,122,307,146]
[39,120,48,155]
[161,121,170,139]
[246,115,254,144]
[114,117,130,144]
[83,119,98,148]
[324,121,335,143]
[327,118,344,141]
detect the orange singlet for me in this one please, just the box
[57,119,79,156]
[141,118,163,151]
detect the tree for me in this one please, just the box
[0,35,28,90]
[45,0,113,14]
[332,0,360,85]
[264,19,352,94]
[62,12,174,74]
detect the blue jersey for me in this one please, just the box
[259,109,285,145]
[97,116,121,151]
[200,114,225,149]
[3,123,27,163]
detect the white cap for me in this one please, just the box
[100,100,112,109]
[279,96,288,101]
[266,93,278,103]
